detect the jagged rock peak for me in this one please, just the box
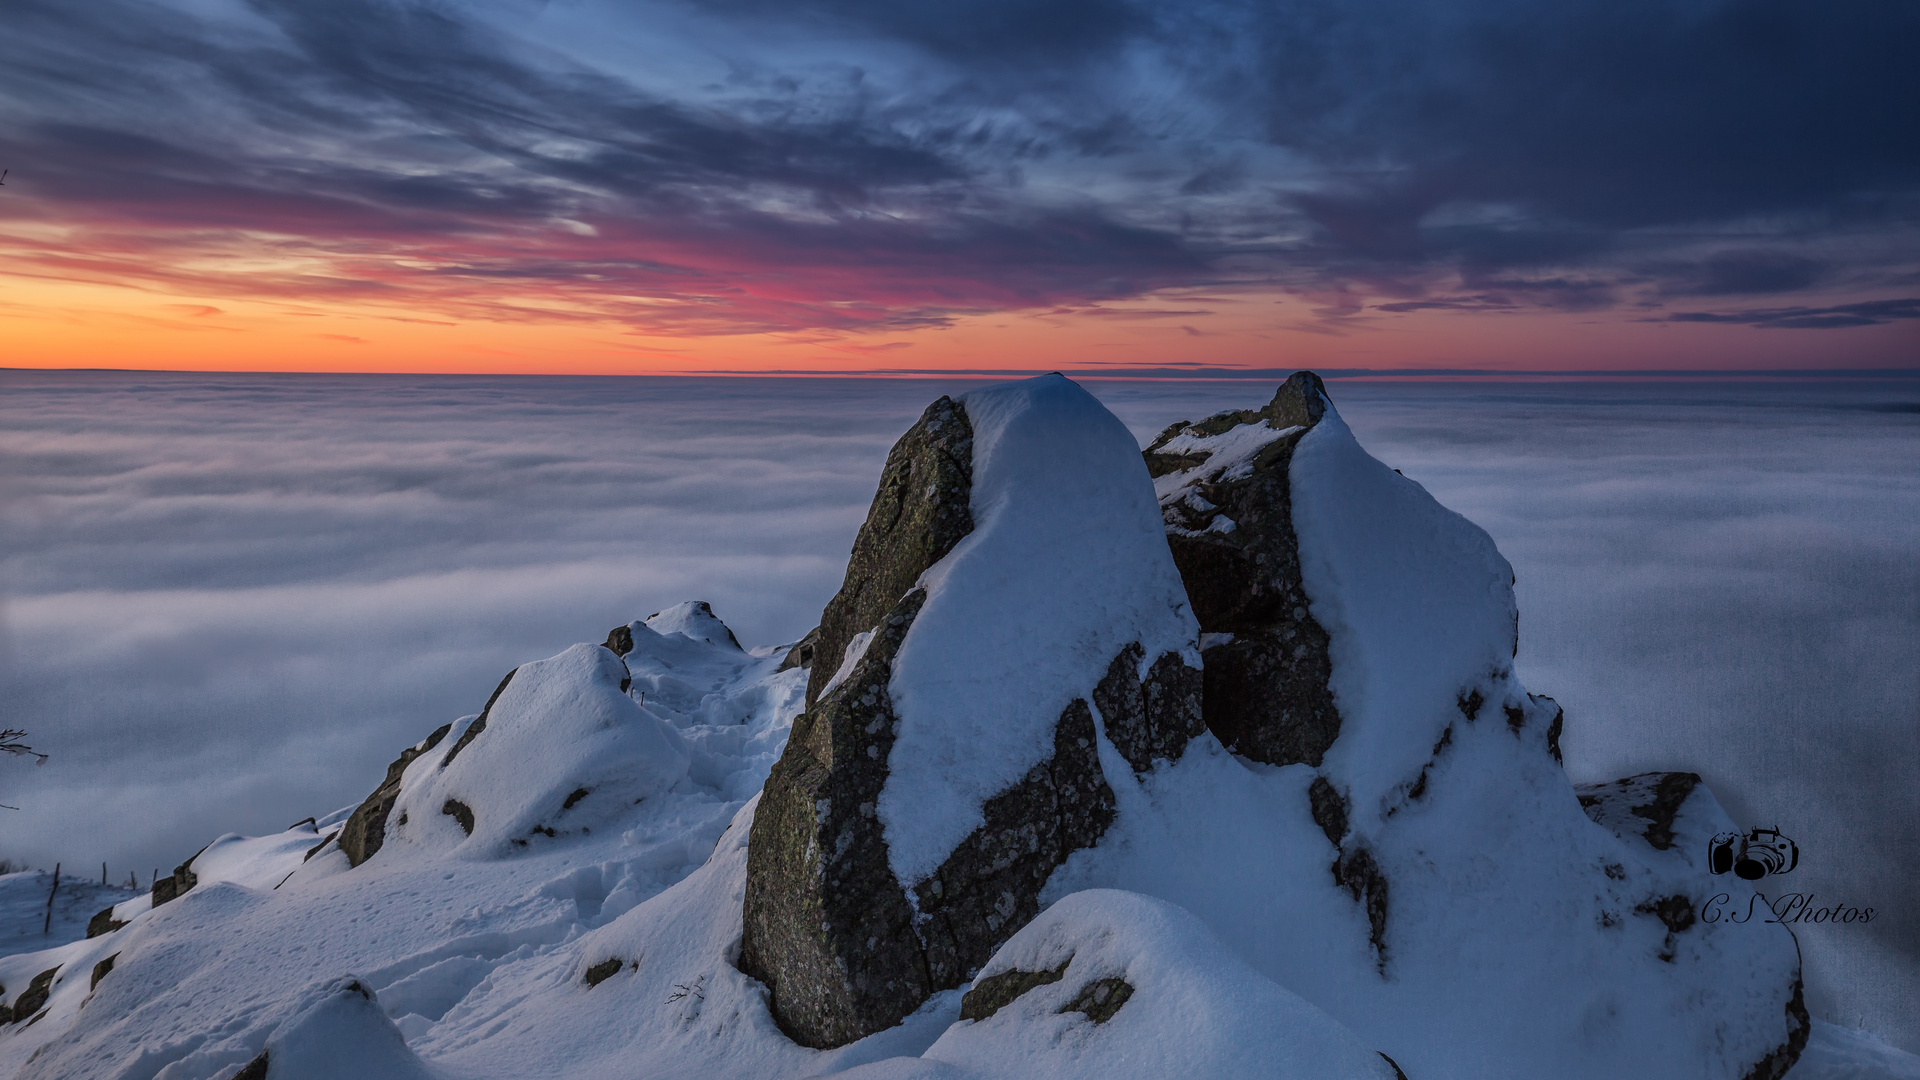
[741,374,1202,1049]
[804,394,975,710]
[1144,368,1339,769]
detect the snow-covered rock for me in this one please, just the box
[642,600,746,650]
[1116,374,1806,1080]
[376,643,691,859]
[235,976,436,1080]
[6,608,808,1080]
[743,375,1204,1048]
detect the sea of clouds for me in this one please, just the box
[1,371,1914,1049]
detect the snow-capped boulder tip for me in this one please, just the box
[741,374,1204,1048]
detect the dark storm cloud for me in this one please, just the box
[1665,296,1920,329]
[1,0,1917,328]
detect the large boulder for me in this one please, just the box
[741,376,1204,1048]
[1108,372,1807,1080]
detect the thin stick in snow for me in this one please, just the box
[43,862,59,934]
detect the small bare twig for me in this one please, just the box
[665,975,706,1004]
[1,729,48,765]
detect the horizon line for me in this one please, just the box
[4,365,1918,381]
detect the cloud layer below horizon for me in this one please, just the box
[2,371,1915,1046]
[1,0,1917,370]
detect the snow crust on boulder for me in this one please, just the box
[1289,403,1519,820]
[644,600,744,650]
[247,976,435,1080]
[895,889,1400,1080]
[881,374,1201,886]
[383,643,691,858]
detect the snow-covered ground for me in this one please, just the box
[0,872,140,964]
[7,597,1907,1078]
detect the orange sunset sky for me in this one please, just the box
[3,0,1916,377]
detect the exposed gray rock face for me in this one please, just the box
[958,961,1068,1022]
[743,588,937,1049]
[151,854,201,909]
[6,966,58,1024]
[1059,976,1133,1023]
[741,392,1201,1049]
[741,396,976,1049]
[1575,771,1700,852]
[603,625,634,657]
[582,958,623,987]
[802,396,975,711]
[1143,371,1339,769]
[86,906,126,939]
[336,706,467,867]
[1091,643,1205,775]
[775,626,820,672]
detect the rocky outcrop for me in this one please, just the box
[1575,771,1701,852]
[151,844,210,909]
[1134,374,1804,1080]
[6,966,58,1024]
[775,626,820,672]
[741,397,976,1048]
[741,386,1205,1049]
[336,714,461,867]
[1143,371,1340,768]
[86,906,126,939]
